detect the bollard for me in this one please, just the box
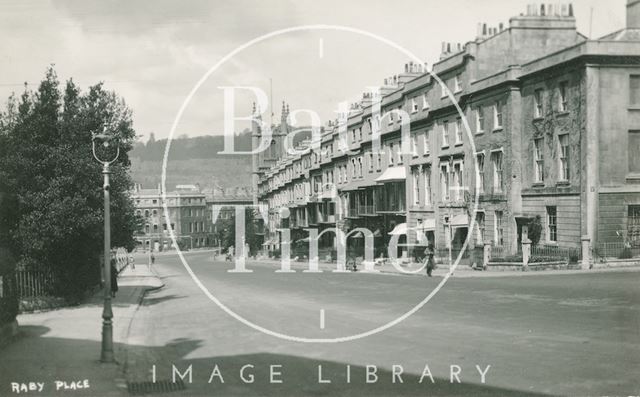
[581,236,591,270]
[522,238,531,271]
[483,241,492,270]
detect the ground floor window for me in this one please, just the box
[475,212,485,245]
[629,205,640,245]
[547,206,557,242]
[494,211,504,246]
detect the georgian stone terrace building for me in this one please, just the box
[253,1,640,261]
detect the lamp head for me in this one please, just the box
[91,127,120,164]
[93,133,114,147]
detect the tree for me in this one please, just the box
[528,215,543,247]
[0,66,138,301]
[212,208,263,256]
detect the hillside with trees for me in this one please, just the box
[130,132,253,189]
[130,129,311,190]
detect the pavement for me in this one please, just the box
[219,254,640,278]
[0,260,163,396]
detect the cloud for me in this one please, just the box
[0,0,627,140]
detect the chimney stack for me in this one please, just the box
[628,0,640,28]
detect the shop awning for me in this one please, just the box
[388,223,408,235]
[451,214,469,227]
[375,166,406,183]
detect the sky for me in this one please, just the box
[0,0,627,141]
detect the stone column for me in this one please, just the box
[522,238,531,271]
[581,235,591,270]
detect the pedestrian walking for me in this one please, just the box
[150,253,155,264]
[424,244,435,277]
[110,258,118,297]
[226,245,234,262]
[129,253,135,270]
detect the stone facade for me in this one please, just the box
[133,184,210,251]
[252,2,640,258]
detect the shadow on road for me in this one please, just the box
[141,292,185,307]
[124,337,549,397]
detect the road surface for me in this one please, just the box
[125,251,640,396]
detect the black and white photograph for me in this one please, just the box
[0,0,639,395]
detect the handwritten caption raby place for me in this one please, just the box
[10,380,90,394]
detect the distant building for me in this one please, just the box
[133,184,210,251]
[204,186,254,248]
[253,1,640,260]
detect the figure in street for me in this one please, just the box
[110,258,118,297]
[424,244,435,277]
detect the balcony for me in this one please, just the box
[376,181,406,213]
[320,215,336,224]
[358,204,376,215]
[376,202,405,213]
[290,218,309,229]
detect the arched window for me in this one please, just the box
[270,139,277,158]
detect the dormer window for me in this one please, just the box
[441,121,449,147]
[493,101,503,129]
[534,89,544,118]
[422,93,430,110]
[558,82,568,112]
[455,118,463,145]
[454,74,462,93]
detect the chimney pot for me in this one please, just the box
[627,0,640,28]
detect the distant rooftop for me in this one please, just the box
[204,186,253,203]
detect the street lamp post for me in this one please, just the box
[92,129,120,363]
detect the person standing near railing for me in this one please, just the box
[110,258,118,298]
